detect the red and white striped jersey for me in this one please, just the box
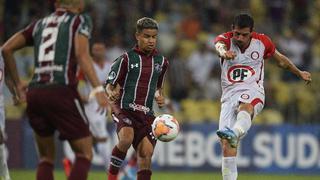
[214,31,275,102]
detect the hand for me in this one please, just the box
[14,82,27,105]
[299,71,312,85]
[106,83,121,102]
[95,91,109,108]
[222,51,237,60]
[155,90,165,108]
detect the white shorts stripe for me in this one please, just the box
[74,99,89,124]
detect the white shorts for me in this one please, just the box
[84,101,108,138]
[219,88,264,130]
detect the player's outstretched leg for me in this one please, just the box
[107,127,133,180]
[216,127,238,148]
[136,137,154,180]
[107,146,127,180]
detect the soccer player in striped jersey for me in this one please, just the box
[62,42,112,177]
[105,17,169,180]
[214,13,312,180]
[2,1,108,180]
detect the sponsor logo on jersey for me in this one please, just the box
[251,51,260,60]
[129,103,150,113]
[227,65,255,83]
[34,65,63,73]
[108,71,116,80]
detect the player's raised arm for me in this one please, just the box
[272,49,312,84]
[214,41,237,60]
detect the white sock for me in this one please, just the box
[96,142,110,166]
[222,156,238,180]
[232,111,251,137]
[63,141,75,163]
[0,144,10,179]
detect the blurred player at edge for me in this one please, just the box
[2,0,109,180]
[105,17,169,180]
[214,13,312,180]
[63,42,111,177]
[0,49,25,180]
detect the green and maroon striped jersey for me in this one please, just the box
[22,8,92,88]
[106,46,169,115]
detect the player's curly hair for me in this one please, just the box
[136,17,159,33]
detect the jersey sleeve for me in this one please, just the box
[105,54,128,87]
[21,20,39,45]
[77,14,93,39]
[258,33,276,59]
[214,32,232,50]
[157,57,169,89]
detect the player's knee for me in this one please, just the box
[138,148,153,160]
[85,151,93,161]
[238,103,254,114]
[38,146,55,160]
[76,150,93,161]
[118,138,133,150]
[137,152,152,167]
[39,157,55,164]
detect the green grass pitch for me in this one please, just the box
[10,169,320,180]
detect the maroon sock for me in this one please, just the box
[36,161,54,180]
[108,146,127,178]
[68,155,91,180]
[137,169,152,180]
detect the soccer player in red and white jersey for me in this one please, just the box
[214,13,312,180]
[2,1,109,180]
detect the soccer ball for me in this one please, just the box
[152,114,179,142]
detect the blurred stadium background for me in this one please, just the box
[1,0,320,179]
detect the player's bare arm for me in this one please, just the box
[215,41,236,60]
[105,83,120,102]
[2,32,27,103]
[74,33,109,107]
[273,49,312,84]
[4,72,26,105]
